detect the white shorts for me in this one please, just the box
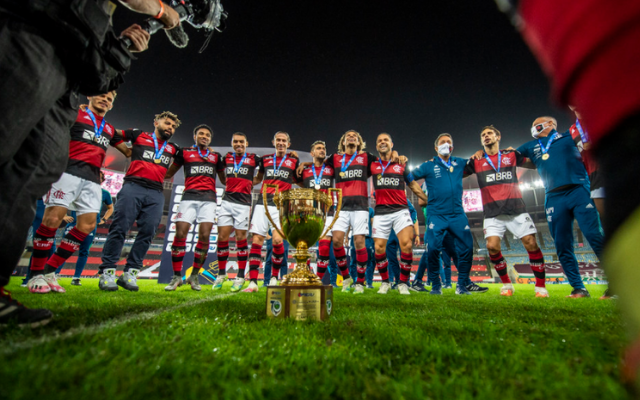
[217,200,251,230]
[483,213,537,239]
[591,187,605,199]
[249,204,282,237]
[331,210,370,236]
[321,215,334,237]
[43,172,101,215]
[175,200,217,224]
[372,209,413,239]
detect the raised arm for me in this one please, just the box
[408,181,428,203]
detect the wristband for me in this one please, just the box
[154,0,165,19]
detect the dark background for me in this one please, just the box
[108,0,571,166]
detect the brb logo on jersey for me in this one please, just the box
[309,178,331,187]
[266,169,290,178]
[485,171,513,182]
[226,166,249,175]
[191,165,214,175]
[341,169,363,179]
[82,129,110,146]
[143,150,170,165]
[378,177,400,186]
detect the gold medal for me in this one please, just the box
[449,166,454,172]
[339,172,346,178]
[542,154,549,160]
[234,172,238,178]
[153,158,162,164]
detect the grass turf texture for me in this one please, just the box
[0,280,629,400]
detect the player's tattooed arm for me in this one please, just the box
[114,142,132,158]
[296,162,311,175]
[408,181,428,202]
[164,164,180,180]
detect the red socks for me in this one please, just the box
[334,245,350,278]
[271,242,285,279]
[528,248,546,287]
[30,225,57,273]
[45,227,88,273]
[489,251,511,284]
[316,239,331,278]
[236,239,248,278]
[193,240,209,271]
[375,252,389,282]
[248,243,262,281]
[171,237,187,273]
[217,240,229,275]
[355,248,367,284]
[399,252,412,283]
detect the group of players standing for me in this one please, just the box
[24,91,604,299]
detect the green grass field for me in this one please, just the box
[0,280,630,400]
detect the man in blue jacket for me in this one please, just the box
[410,133,475,295]
[516,116,604,298]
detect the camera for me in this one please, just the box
[121,0,228,49]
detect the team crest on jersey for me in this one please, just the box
[284,159,294,168]
[393,165,402,173]
[326,166,333,174]
[502,157,511,166]
[356,156,364,164]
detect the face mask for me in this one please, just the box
[437,143,451,156]
[531,122,547,138]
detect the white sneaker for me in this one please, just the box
[212,275,227,290]
[398,283,411,295]
[27,275,51,294]
[353,283,365,294]
[44,272,66,293]
[500,283,514,297]
[342,277,353,293]
[269,277,278,286]
[164,275,183,291]
[535,287,550,298]
[378,282,391,294]
[242,281,259,293]
[186,274,201,291]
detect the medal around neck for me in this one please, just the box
[263,185,343,321]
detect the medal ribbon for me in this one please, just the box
[378,158,392,177]
[196,146,210,160]
[438,157,453,170]
[341,152,358,174]
[85,108,106,140]
[312,164,326,187]
[152,133,168,161]
[273,153,288,176]
[537,131,559,158]
[484,151,502,173]
[233,152,247,175]
[575,119,589,143]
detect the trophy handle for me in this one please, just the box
[320,188,342,238]
[262,184,287,240]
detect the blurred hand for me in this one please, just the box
[414,235,420,246]
[120,24,151,52]
[470,149,484,160]
[63,216,74,223]
[159,4,180,30]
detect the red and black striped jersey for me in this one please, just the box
[259,153,300,206]
[221,152,261,205]
[370,160,411,215]
[301,164,335,194]
[325,152,376,211]
[172,147,224,202]
[122,129,179,191]
[569,122,598,176]
[464,150,526,218]
[66,108,122,183]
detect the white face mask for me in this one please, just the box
[531,122,547,138]
[437,143,452,156]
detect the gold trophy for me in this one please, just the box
[263,185,342,321]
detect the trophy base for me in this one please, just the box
[265,285,333,321]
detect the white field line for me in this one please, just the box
[2,292,236,354]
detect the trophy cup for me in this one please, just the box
[263,185,342,321]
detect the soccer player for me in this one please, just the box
[27,92,130,294]
[371,133,427,295]
[64,171,114,286]
[410,133,477,295]
[163,124,225,292]
[466,126,548,297]
[300,141,336,282]
[98,111,181,292]
[215,132,261,291]
[516,117,604,298]
[322,130,379,293]
[244,132,300,293]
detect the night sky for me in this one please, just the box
[108,0,572,167]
